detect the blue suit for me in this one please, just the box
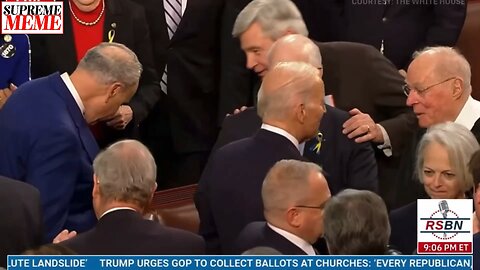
[0,34,30,88]
[0,72,98,242]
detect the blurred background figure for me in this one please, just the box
[60,140,205,255]
[0,34,30,109]
[0,42,140,242]
[323,189,393,255]
[334,0,466,70]
[390,122,479,254]
[0,176,43,268]
[469,149,480,234]
[235,160,331,255]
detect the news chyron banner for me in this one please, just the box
[1,0,63,34]
[6,255,474,270]
[417,199,473,254]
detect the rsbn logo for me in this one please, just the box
[1,0,63,34]
[417,199,472,254]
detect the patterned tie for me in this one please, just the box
[162,0,182,94]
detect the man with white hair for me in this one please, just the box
[196,62,325,254]
[60,140,205,254]
[214,34,378,195]
[405,47,480,134]
[394,47,480,207]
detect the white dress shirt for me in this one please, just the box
[267,223,316,255]
[60,72,85,115]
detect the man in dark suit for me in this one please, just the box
[30,0,161,147]
[235,160,331,255]
[335,0,466,70]
[0,176,43,267]
[214,34,377,195]
[0,43,140,242]
[195,62,325,254]
[132,0,223,189]
[221,0,416,208]
[60,140,204,254]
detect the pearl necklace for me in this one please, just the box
[69,0,105,26]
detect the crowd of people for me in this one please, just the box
[0,0,478,267]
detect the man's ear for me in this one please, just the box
[92,174,100,198]
[452,78,463,99]
[286,207,301,228]
[296,103,306,124]
[105,82,123,103]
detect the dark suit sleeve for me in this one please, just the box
[27,128,81,241]
[365,46,416,155]
[194,157,221,254]
[423,3,466,47]
[217,0,256,125]
[347,141,378,193]
[127,4,162,126]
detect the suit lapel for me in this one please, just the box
[103,0,121,43]
[471,117,480,144]
[51,73,99,162]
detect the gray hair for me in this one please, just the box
[323,189,390,255]
[257,61,322,120]
[268,34,322,68]
[413,46,472,94]
[262,160,323,212]
[78,42,143,88]
[416,122,479,192]
[242,246,283,255]
[232,0,308,39]
[93,140,157,208]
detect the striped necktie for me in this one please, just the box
[162,0,182,94]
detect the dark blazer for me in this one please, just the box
[336,1,466,69]
[389,201,417,255]
[0,34,30,89]
[234,221,308,255]
[30,0,161,138]
[62,209,205,254]
[0,73,98,242]
[195,129,304,254]
[474,233,480,270]
[0,176,43,267]
[134,0,223,153]
[213,105,378,195]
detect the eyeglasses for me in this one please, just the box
[295,201,327,210]
[403,77,457,97]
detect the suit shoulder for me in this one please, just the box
[325,105,349,121]
[390,201,417,221]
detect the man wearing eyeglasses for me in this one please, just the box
[234,160,331,255]
[404,46,480,135]
[393,46,480,208]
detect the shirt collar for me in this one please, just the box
[455,96,480,130]
[267,223,316,255]
[261,124,300,151]
[60,72,85,116]
[100,207,137,219]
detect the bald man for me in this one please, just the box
[196,62,324,254]
[213,34,378,196]
[235,160,331,255]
